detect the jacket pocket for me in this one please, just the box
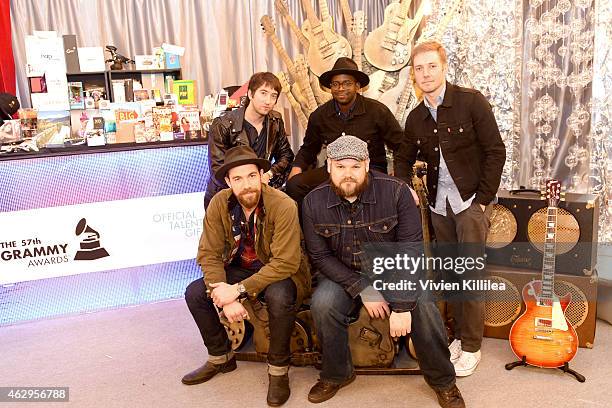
[313,224,341,251]
[366,216,398,242]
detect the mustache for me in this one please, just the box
[239,188,258,195]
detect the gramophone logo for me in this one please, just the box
[74,218,110,261]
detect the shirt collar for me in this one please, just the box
[423,84,446,110]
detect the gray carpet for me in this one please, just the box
[1,299,610,408]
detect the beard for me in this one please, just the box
[331,176,368,199]
[237,188,261,209]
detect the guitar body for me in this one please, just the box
[509,280,578,368]
[363,1,415,72]
[378,66,411,114]
[301,21,352,76]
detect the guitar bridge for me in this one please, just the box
[533,335,553,341]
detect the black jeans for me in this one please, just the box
[310,278,456,390]
[185,266,297,366]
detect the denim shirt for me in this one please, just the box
[302,171,423,311]
[423,86,475,216]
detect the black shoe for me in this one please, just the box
[267,373,290,406]
[307,373,356,404]
[434,384,466,408]
[181,357,237,385]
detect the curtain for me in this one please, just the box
[0,0,15,94]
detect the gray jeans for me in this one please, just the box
[430,200,492,352]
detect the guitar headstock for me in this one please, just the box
[260,15,276,36]
[294,54,309,74]
[545,179,561,207]
[277,72,291,94]
[352,10,366,36]
[274,0,290,18]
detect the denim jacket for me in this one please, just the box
[302,171,423,311]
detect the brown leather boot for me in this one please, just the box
[307,373,356,403]
[434,384,466,408]
[267,373,290,406]
[181,357,237,385]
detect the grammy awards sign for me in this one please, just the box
[0,192,204,285]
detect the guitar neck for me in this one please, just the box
[275,1,310,49]
[432,0,463,41]
[339,0,353,28]
[318,0,332,25]
[269,35,298,79]
[540,207,558,300]
[302,0,322,29]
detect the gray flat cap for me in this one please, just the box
[327,135,369,161]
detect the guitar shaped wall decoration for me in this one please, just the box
[278,71,310,129]
[350,10,366,70]
[363,0,427,72]
[508,179,579,368]
[317,0,334,29]
[378,65,411,116]
[261,15,299,82]
[300,0,352,76]
[294,54,318,113]
[274,0,310,50]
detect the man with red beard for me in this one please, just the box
[183,146,310,407]
[302,136,464,408]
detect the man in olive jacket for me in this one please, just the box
[183,146,310,407]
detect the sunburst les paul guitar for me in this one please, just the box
[508,179,579,368]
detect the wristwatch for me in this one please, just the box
[236,283,247,298]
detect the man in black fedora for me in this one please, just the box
[183,145,311,407]
[285,57,408,217]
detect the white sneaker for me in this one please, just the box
[453,349,481,377]
[448,339,462,363]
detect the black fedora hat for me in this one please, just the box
[215,145,271,182]
[319,57,370,89]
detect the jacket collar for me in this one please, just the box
[229,106,247,133]
[324,93,366,118]
[418,81,455,120]
[326,172,377,208]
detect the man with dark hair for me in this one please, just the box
[303,135,464,408]
[183,146,311,406]
[400,40,506,377]
[205,72,295,209]
[285,58,408,217]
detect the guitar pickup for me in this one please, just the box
[533,335,553,341]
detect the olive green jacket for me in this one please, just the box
[197,183,311,305]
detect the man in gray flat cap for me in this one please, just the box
[302,136,464,408]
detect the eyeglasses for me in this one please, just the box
[330,80,356,89]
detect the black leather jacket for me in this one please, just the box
[207,106,294,189]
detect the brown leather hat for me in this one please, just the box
[215,145,271,182]
[319,57,370,89]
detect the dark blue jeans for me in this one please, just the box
[185,266,297,366]
[311,278,456,390]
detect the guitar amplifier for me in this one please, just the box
[483,265,598,348]
[485,189,599,276]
